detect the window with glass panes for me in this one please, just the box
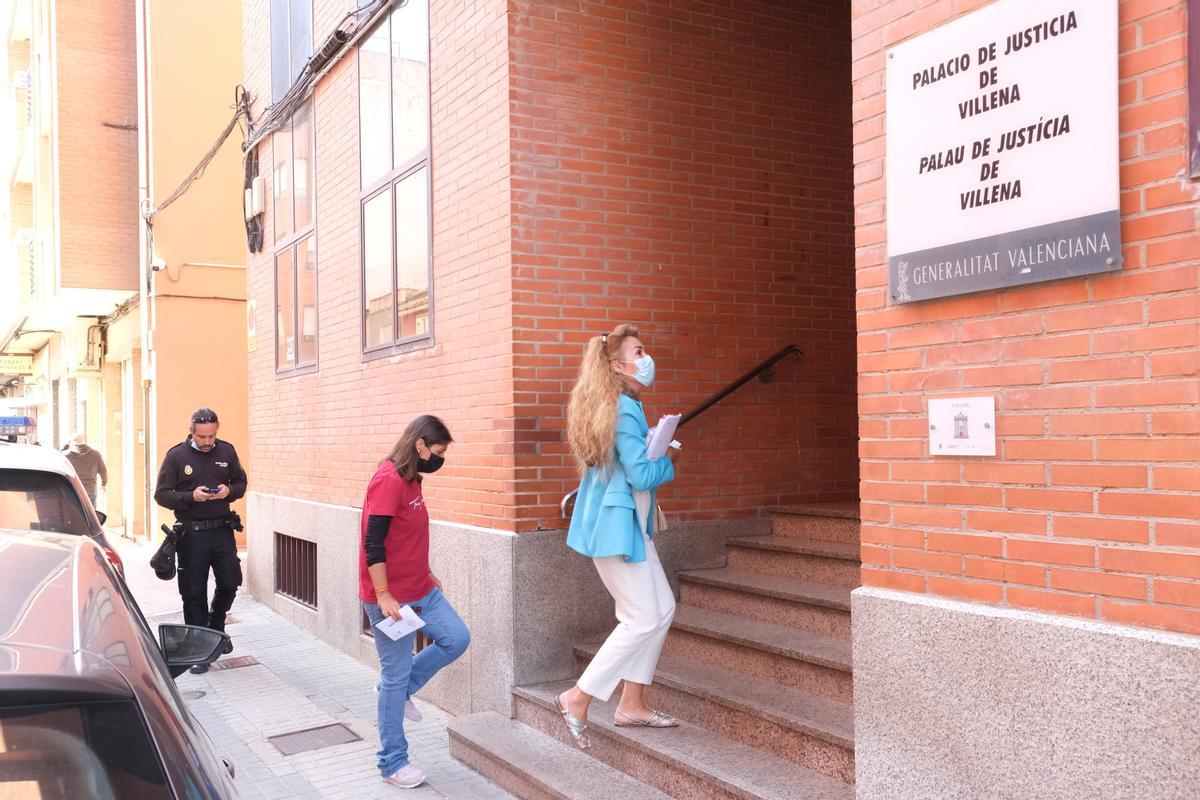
[271,0,313,102]
[359,0,431,354]
[273,102,317,373]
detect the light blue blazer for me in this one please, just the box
[566,394,675,563]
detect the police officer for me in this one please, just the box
[154,407,247,673]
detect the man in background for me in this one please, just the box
[63,434,107,508]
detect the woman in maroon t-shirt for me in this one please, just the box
[359,415,469,790]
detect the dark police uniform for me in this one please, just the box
[154,438,248,632]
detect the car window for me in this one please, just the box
[0,699,172,799]
[0,469,89,535]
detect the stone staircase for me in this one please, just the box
[449,503,860,800]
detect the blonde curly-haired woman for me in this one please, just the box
[555,323,681,749]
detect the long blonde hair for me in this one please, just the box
[567,323,640,468]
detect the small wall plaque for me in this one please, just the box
[929,396,996,456]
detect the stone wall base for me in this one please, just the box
[245,492,765,715]
[852,587,1200,800]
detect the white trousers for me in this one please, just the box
[576,535,676,702]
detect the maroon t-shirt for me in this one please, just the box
[358,463,436,604]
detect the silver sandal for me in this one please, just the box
[614,708,678,728]
[555,693,591,749]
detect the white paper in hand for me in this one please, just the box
[374,605,427,641]
[645,414,681,461]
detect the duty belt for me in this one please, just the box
[184,517,232,532]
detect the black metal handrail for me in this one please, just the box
[558,344,803,518]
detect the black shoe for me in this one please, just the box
[189,664,210,675]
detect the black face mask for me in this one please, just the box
[417,453,445,474]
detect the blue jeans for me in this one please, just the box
[363,587,470,777]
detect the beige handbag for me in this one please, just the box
[655,503,669,532]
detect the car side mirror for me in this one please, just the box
[96,511,107,525]
[159,624,231,679]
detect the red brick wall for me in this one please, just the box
[508,0,859,531]
[853,0,1200,635]
[55,0,138,291]
[243,0,520,529]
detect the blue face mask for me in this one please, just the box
[621,355,656,387]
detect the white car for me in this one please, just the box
[0,441,124,575]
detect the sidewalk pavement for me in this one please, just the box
[112,533,514,800]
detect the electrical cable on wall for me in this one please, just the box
[238,0,397,251]
[241,0,394,152]
[148,1,397,255]
[141,85,255,258]
[144,86,251,224]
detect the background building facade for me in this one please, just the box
[851,1,1199,796]
[136,0,250,538]
[241,0,858,710]
[240,0,1197,796]
[0,0,248,543]
[0,0,139,530]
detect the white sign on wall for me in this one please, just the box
[929,396,996,457]
[886,0,1121,303]
[0,355,34,375]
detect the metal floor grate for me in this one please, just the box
[267,723,362,756]
[208,655,259,671]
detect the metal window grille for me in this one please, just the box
[274,532,317,608]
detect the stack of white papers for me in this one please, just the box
[645,414,682,461]
[374,605,427,640]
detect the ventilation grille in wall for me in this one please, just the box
[274,532,317,608]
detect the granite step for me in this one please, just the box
[767,503,860,520]
[678,568,852,638]
[660,605,853,703]
[767,506,860,543]
[573,641,854,782]
[726,536,861,587]
[449,712,673,800]
[514,681,855,800]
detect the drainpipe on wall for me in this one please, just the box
[135,0,157,542]
[1189,0,1199,178]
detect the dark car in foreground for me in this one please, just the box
[0,528,238,799]
[0,441,124,575]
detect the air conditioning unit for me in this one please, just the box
[65,320,103,376]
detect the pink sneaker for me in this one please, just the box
[383,764,426,789]
[404,699,423,722]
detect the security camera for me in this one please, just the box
[150,257,166,272]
